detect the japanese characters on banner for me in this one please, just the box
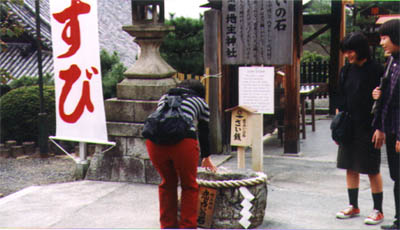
[222,0,293,65]
[49,0,109,144]
[239,67,275,114]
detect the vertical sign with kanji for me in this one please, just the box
[222,0,293,65]
[50,0,109,144]
[230,108,251,147]
[197,187,217,228]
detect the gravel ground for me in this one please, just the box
[0,154,76,197]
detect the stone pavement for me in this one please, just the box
[0,115,397,229]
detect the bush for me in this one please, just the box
[0,84,11,97]
[1,68,13,96]
[100,50,126,99]
[0,85,56,144]
[9,73,54,89]
[301,50,329,63]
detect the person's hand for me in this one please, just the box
[201,156,217,173]
[372,87,381,100]
[396,140,400,153]
[372,129,385,149]
[334,141,339,145]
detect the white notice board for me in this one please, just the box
[239,67,274,114]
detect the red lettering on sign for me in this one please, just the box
[52,0,91,58]
[58,64,94,123]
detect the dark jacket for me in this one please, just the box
[337,60,384,129]
[372,52,400,141]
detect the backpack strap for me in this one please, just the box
[166,95,183,108]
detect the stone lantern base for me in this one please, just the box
[86,77,179,184]
[86,15,177,185]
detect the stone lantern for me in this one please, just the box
[86,0,177,184]
[118,0,177,100]
[131,0,164,24]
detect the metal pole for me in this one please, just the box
[35,0,48,156]
[79,142,88,164]
[76,142,89,179]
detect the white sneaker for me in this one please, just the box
[336,205,360,219]
[364,209,384,225]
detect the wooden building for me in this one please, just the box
[201,0,346,154]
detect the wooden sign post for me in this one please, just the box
[226,106,257,169]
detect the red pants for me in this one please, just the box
[146,138,199,229]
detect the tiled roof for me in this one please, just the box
[6,0,52,48]
[0,43,53,79]
[1,0,139,80]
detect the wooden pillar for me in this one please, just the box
[339,1,346,70]
[284,0,302,154]
[221,65,238,152]
[204,9,223,154]
[251,113,263,171]
[328,0,344,115]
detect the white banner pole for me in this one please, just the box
[79,142,88,164]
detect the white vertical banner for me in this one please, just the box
[239,66,275,114]
[49,0,110,144]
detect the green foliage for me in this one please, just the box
[348,1,400,33]
[303,0,400,59]
[0,85,11,97]
[303,0,332,56]
[303,29,331,55]
[0,67,12,96]
[0,68,14,84]
[100,50,126,99]
[303,0,331,14]
[0,85,56,144]
[301,50,329,62]
[0,0,24,48]
[161,17,204,75]
[9,73,54,89]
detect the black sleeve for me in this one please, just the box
[198,119,210,158]
[370,63,384,91]
[336,66,348,111]
[371,63,385,123]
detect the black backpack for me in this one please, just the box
[330,111,352,146]
[142,88,194,145]
[330,64,353,146]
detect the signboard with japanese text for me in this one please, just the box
[197,186,217,228]
[222,0,293,65]
[49,0,110,144]
[230,108,251,147]
[239,67,274,114]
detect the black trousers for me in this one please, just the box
[386,133,400,224]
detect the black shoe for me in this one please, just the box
[381,223,400,230]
